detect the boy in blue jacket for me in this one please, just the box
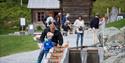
[37,32,54,63]
[43,32,54,55]
[37,23,63,63]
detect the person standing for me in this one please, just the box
[37,23,63,63]
[59,13,68,32]
[55,15,61,31]
[99,16,106,31]
[90,15,99,29]
[63,17,71,36]
[46,12,55,28]
[73,16,85,49]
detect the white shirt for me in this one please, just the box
[99,18,106,31]
[73,19,85,33]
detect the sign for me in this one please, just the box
[29,24,34,30]
[20,18,26,26]
[28,24,34,34]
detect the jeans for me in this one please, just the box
[76,33,83,49]
[37,50,48,63]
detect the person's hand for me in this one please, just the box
[38,43,43,49]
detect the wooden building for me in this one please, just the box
[27,0,95,28]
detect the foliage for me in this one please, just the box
[0,0,125,34]
[0,1,30,34]
[93,0,125,16]
[106,19,125,29]
[0,35,38,57]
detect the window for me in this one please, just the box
[37,12,44,21]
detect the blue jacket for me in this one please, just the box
[43,39,54,52]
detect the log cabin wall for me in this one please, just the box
[31,9,60,23]
[29,0,95,26]
[62,0,94,25]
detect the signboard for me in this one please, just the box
[20,18,26,26]
[28,24,34,34]
[29,24,34,30]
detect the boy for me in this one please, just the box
[37,32,54,63]
[43,32,54,55]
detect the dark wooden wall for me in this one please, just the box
[62,0,94,25]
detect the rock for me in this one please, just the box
[120,26,125,32]
[99,27,124,43]
[113,53,125,63]
[103,40,125,63]
[103,27,120,36]
[14,32,20,35]
[103,53,125,63]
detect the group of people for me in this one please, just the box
[36,13,86,63]
[44,12,72,36]
[36,12,106,63]
[90,15,106,30]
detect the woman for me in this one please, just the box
[55,15,61,31]
[73,16,85,49]
[99,16,106,31]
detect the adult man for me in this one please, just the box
[90,15,99,29]
[37,23,63,63]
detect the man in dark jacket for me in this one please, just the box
[90,16,99,29]
[40,23,63,45]
[37,22,63,63]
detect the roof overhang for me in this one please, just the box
[27,0,60,9]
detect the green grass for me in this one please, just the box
[106,19,125,29]
[0,35,38,57]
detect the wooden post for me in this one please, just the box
[119,8,121,14]
[107,8,110,22]
[21,0,23,6]
[107,8,109,17]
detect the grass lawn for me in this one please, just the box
[106,19,125,29]
[0,35,38,57]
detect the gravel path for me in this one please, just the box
[0,30,99,63]
[0,50,40,63]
